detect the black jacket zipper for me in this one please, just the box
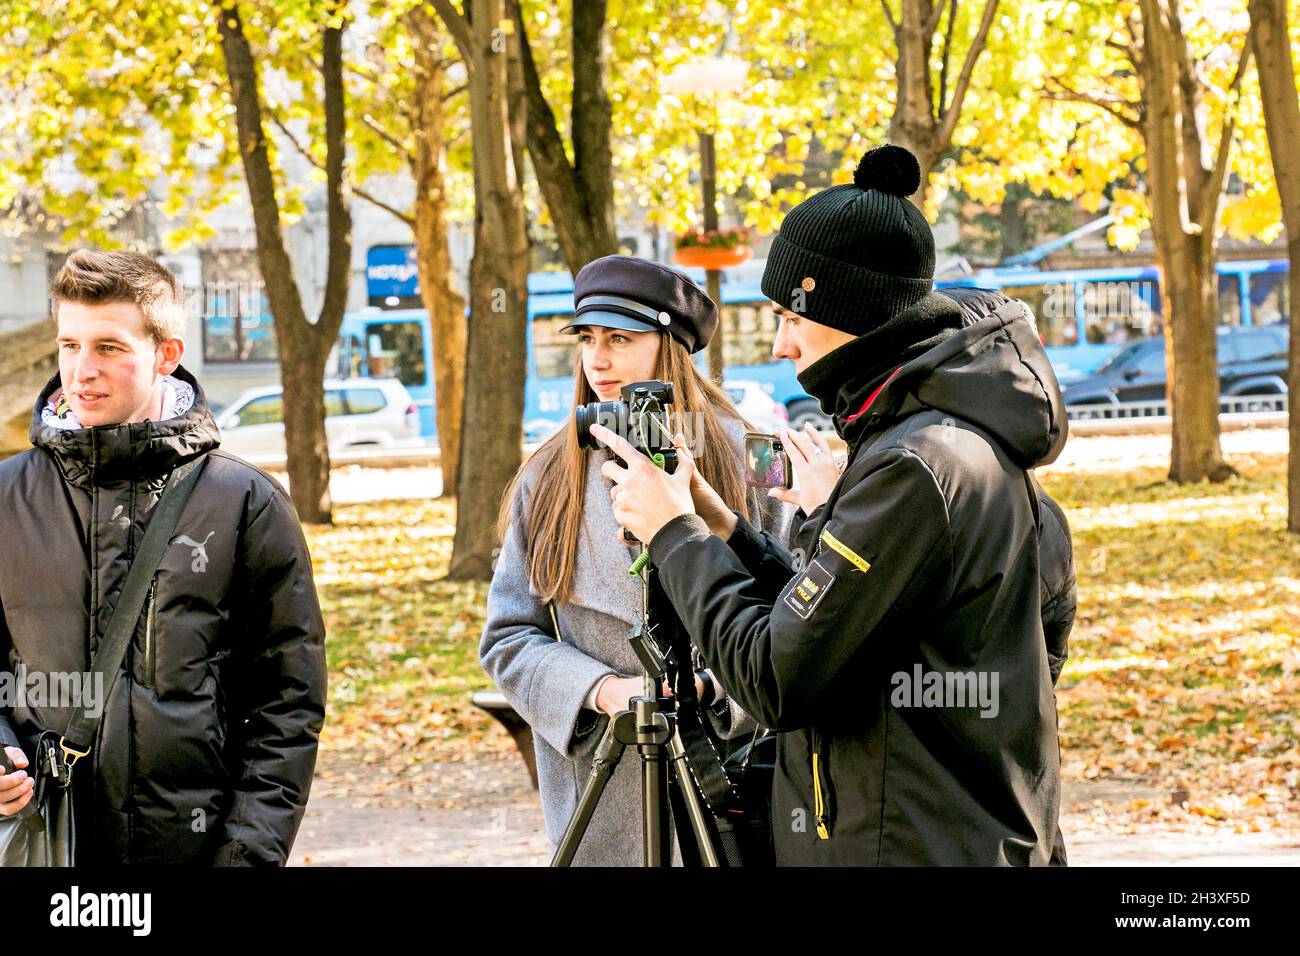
[143,579,157,687]
[811,726,832,839]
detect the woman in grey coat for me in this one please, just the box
[480,255,790,866]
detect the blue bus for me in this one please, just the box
[334,270,831,438]
[335,258,1290,438]
[937,258,1290,384]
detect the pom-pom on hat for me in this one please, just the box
[761,143,936,336]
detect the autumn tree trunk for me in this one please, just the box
[1249,0,1300,531]
[216,0,352,524]
[881,0,1000,210]
[700,131,726,383]
[512,0,618,274]
[1135,0,1249,483]
[435,0,530,581]
[998,182,1029,260]
[407,7,467,498]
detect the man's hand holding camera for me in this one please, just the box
[592,423,704,545]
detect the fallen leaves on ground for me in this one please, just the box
[305,452,1299,839]
[304,498,515,800]
[1040,452,1300,839]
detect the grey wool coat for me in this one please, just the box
[480,416,792,866]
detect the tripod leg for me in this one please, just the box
[638,699,671,867]
[667,728,723,867]
[551,718,627,867]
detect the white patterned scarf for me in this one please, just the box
[41,376,196,431]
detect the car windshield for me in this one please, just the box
[1094,341,1147,375]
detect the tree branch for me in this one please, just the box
[353,184,415,227]
[1104,36,1136,60]
[1125,8,1143,71]
[360,112,411,156]
[1204,40,1254,225]
[429,0,475,63]
[937,0,959,121]
[1042,79,1142,129]
[317,4,354,334]
[270,114,414,226]
[878,0,899,36]
[925,0,948,38]
[937,0,1000,147]
[510,0,601,272]
[346,61,380,87]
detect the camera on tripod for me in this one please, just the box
[575,379,677,474]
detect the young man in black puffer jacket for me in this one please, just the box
[0,250,326,865]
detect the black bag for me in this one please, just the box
[0,455,206,867]
[714,728,777,866]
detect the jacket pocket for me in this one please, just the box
[143,579,158,688]
[811,727,833,840]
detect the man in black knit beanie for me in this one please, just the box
[597,143,1073,866]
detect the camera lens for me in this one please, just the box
[575,401,623,449]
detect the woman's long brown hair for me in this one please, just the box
[496,332,754,605]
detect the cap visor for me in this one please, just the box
[559,310,660,335]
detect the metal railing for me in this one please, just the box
[1067,394,1288,421]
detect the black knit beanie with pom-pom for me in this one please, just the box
[761,143,937,336]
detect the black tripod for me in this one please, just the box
[551,549,726,867]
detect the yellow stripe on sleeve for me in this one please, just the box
[819,528,871,573]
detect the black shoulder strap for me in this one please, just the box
[60,454,208,760]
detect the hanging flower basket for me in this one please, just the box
[672,227,753,270]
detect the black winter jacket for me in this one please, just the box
[940,286,1076,684]
[0,366,326,865]
[649,294,1070,865]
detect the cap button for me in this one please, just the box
[657,312,671,325]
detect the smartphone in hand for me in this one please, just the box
[742,431,793,490]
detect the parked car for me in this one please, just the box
[214,378,423,459]
[724,378,791,434]
[1062,324,1289,410]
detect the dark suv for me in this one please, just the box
[1062,324,1289,410]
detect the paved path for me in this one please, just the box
[289,753,1300,866]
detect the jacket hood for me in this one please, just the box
[903,297,1068,466]
[803,291,1068,468]
[29,364,221,486]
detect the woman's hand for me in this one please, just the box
[769,422,846,515]
[0,746,34,817]
[595,676,646,716]
[660,673,708,701]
